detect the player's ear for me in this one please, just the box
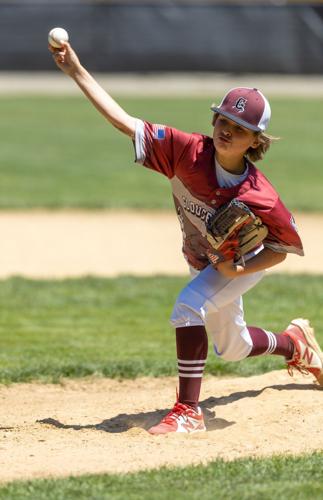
[250,133,260,149]
[211,112,218,127]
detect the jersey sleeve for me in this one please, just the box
[261,198,304,256]
[134,119,192,178]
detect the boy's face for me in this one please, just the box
[213,115,259,158]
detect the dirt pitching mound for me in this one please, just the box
[0,370,322,484]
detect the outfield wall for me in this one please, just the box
[1,1,323,73]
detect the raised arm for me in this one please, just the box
[49,42,136,138]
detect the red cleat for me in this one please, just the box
[283,318,323,386]
[148,401,206,435]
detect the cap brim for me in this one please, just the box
[211,107,261,132]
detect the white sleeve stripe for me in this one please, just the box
[134,119,146,165]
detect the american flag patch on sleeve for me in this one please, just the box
[153,124,166,140]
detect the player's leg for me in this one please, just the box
[247,320,323,385]
[183,266,323,383]
[171,265,265,409]
[203,290,323,385]
[247,326,294,358]
[148,266,323,434]
[147,323,207,435]
[176,325,208,409]
[148,265,264,435]
[148,273,208,434]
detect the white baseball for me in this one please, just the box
[48,27,69,48]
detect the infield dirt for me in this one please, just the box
[0,211,322,277]
[0,370,322,483]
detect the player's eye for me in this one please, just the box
[219,117,228,126]
[235,125,247,134]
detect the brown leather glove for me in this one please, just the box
[206,199,268,266]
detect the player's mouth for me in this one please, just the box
[217,135,231,144]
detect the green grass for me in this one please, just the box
[0,96,322,210]
[1,453,322,499]
[0,274,322,384]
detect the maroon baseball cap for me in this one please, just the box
[211,87,271,132]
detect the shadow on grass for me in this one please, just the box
[37,382,321,434]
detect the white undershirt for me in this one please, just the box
[215,158,249,188]
[215,158,263,264]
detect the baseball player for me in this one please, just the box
[50,43,323,435]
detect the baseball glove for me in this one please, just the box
[206,199,268,266]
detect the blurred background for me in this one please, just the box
[1,0,323,73]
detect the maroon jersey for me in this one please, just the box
[134,120,304,270]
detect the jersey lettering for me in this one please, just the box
[182,196,213,223]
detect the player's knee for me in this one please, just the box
[212,327,252,361]
[217,347,246,362]
[170,286,205,328]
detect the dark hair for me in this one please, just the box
[247,131,279,162]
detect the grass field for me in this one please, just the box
[0,96,322,211]
[0,273,322,384]
[1,453,322,500]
